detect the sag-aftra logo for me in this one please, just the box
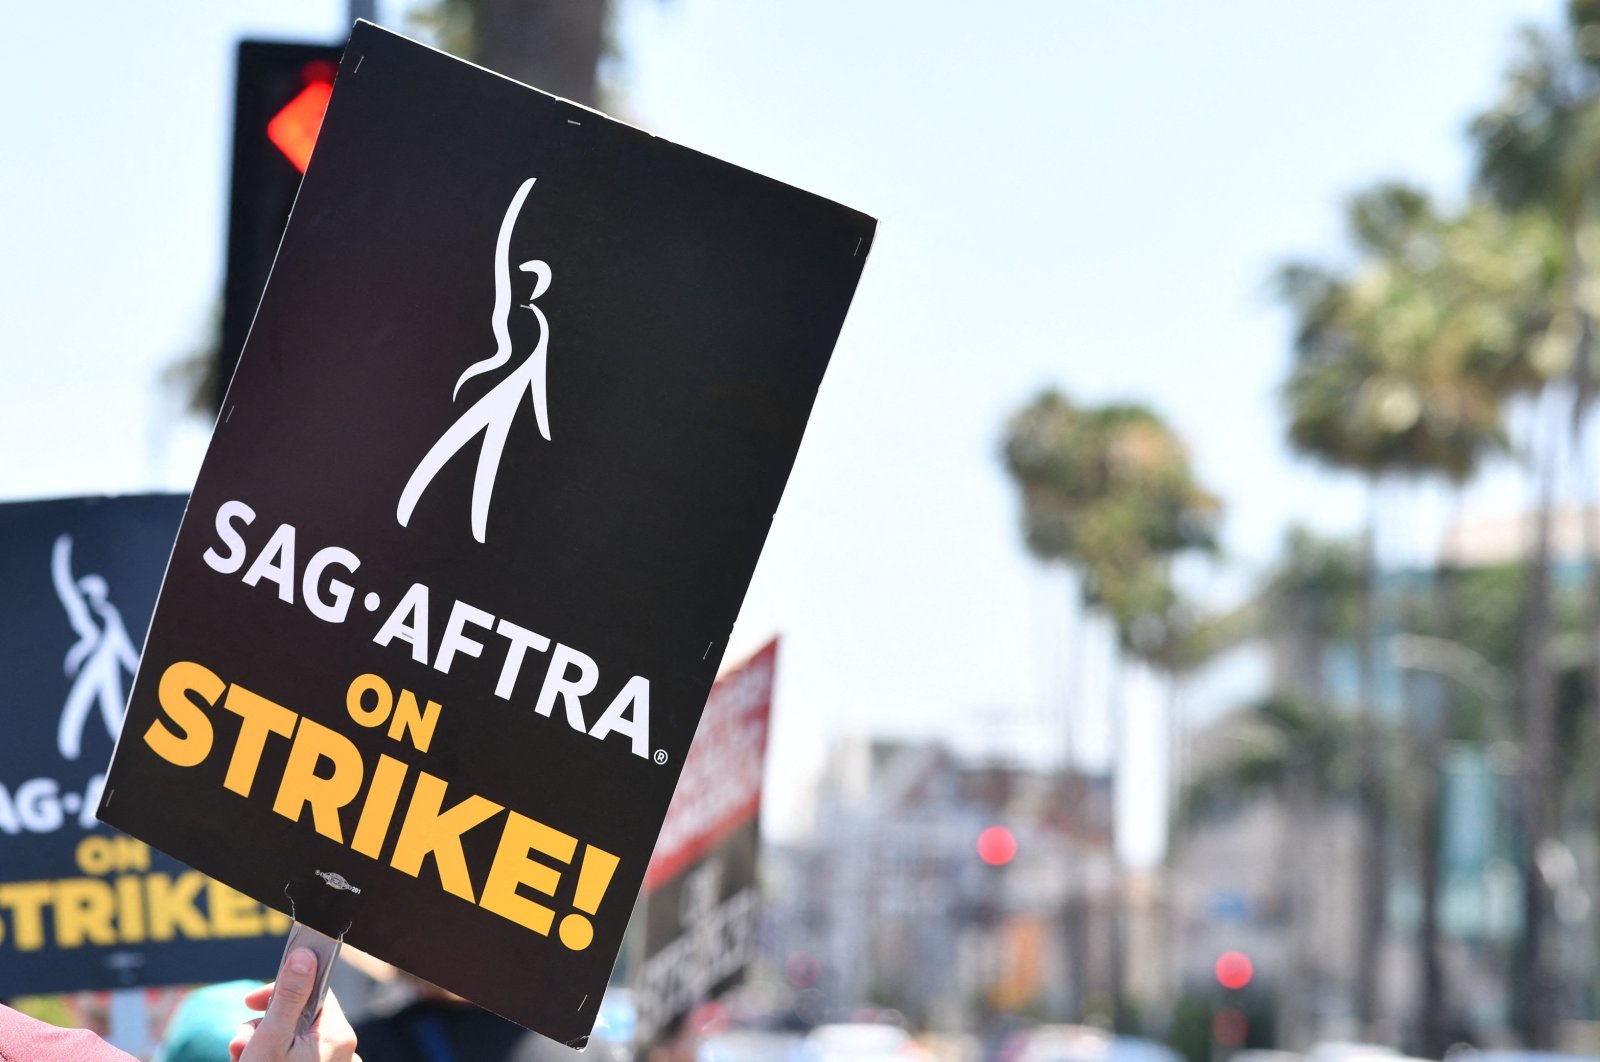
[0,535,124,836]
[398,177,553,544]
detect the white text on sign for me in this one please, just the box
[200,499,653,759]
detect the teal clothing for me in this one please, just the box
[155,980,260,1062]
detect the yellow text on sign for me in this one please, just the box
[0,836,289,952]
[143,662,620,950]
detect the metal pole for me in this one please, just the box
[106,989,149,1058]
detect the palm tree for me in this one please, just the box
[1002,389,1106,1019]
[1470,9,1600,1041]
[1002,391,1220,1027]
[1003,393,1220,685]
[1277,184,1520,1038]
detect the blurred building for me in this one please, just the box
[763,737,1118,1032]
[1170,508,1600,1050]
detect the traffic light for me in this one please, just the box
[218,40,344,410]
[977,825,1018,866]
[1214,950,1253,990]
[1211,950,1254,1049]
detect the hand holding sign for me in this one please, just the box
[229,948,359,1062]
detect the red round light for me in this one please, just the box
[267,82,333,173]
[1215,950,1253,990]
[977,826,1018,866]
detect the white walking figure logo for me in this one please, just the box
[397,177,553,543]
[52,534,138,761]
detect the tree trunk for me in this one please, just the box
[1280,740,1317,1049]
[1517,396,1561,1049]
[1281,574,1329,1049]
[1108,654,1129,1033]
[1355,490,1385,1037]
[1417,528,1461,1057]
[1577,326,1600,1026]
[472,0,608,106]
[1063,577,1091,1020]
[1160,675,1185,1024]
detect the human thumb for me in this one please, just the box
[252,947,319,1054]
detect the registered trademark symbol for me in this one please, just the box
[653,749,668,765]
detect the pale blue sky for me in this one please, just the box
[0,0,1563,858]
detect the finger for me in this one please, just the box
[249,947,319,1055]
[318,991,359,1060]
[229,1021,255,1062]
[319,989,352,1035]
[243,984,275,1012]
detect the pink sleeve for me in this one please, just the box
[0,1004,137,1062]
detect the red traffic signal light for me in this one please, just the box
[977,826,1018,866]
[1214,950,1253,990]
[221,41,344,410]
[266,67,334,173]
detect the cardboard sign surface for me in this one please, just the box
[99,22,872,1044]
[633,641,775,1043]
[0,495,287,994]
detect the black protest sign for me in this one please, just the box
[633,641,775,1043]
[0,496,288,995]
[98,21,873,1045]
[638,823,760,1041]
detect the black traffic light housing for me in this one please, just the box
[218,40,344,411]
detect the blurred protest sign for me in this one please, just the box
[633,639,776,1043]
[99,21,872,1045]
[0,495,287,996]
